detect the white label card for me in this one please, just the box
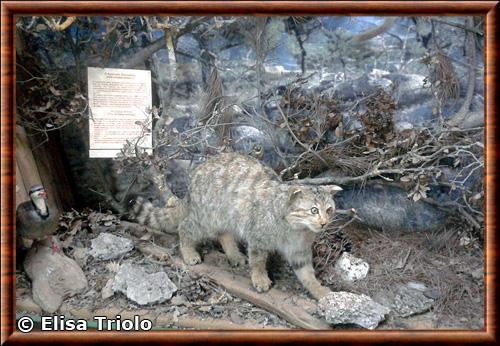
[88,67,152,158]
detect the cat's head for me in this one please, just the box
[285,185,342,233]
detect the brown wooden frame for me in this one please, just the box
[1,1,498,344]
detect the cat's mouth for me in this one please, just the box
[287,217,327,233]
[297,222,325,233]
[309,225,325,233]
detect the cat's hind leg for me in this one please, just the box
[218,232,246,267]
[178,218,202,265]
[249,246,272,292]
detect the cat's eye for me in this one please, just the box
[326,207,334,215]
[311,207,319,214]
[253,144,263,152]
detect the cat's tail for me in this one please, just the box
[127,196,188,234]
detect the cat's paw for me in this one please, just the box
[184,253,201,265]
[228,253,246,267]
[311,285,332,300]
[181,250,202,265]
[252,273,272,292]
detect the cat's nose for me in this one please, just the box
[320,222,327,228]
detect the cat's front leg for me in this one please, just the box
[179,232,201,265]
[249,247,272,292]
[293,263,331,300]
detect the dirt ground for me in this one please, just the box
[16,210,484,330]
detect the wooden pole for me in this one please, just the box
[15,161,29,207]
[15,126,42,193]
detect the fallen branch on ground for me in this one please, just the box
[134,236,329,329]
[171,255,330,329]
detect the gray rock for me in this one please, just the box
[392,286,434,317]
[374,283,434,317]
[332,75,379,101]
[470,268,483,281]
[71,247,89,267]
[423,288,442,300]
[395,121,414,133]
[101,278,115,300]
[334,252,370,282]
[112,263,177,305]
[336,183,449,232]
[406,281,427,291]
[171,294,188,306]
[24,240,88,313]
[318,292,390,329]
[88,233,134,260]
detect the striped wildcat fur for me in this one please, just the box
[128,153,342,300]
[129,195,187,234]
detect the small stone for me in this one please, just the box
[459,236,472,247]
[198,305,211,312]
[334,253,370,282]
[88,233,134,261]
[212,305,225,317]
[177,306,188,315]
[171,308,181,322]
[171,295,187,306]
[230,311,244,325]
[423,288,441,300]
[318,291,390,329]
[395,121,414,132]
[406,282,427,291]
[470,268,483,280]
[401,313,436,329]
[112,263,177,305]
[72,247,88,267]
[101,278,115,299]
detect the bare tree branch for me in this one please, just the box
[351,17,397,43]
[447,17,477,128]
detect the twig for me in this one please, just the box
[54,16,77,31]
[432,18,483,36]
[88,188,125,214]
[276,102,329,168]
[351,17,397,43]
[396,248,412,270]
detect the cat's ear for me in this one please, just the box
[288,187,303,203]
[324,185,343,195]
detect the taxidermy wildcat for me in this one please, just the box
[130,153,342,300]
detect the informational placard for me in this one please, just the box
[88,67,152,158]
